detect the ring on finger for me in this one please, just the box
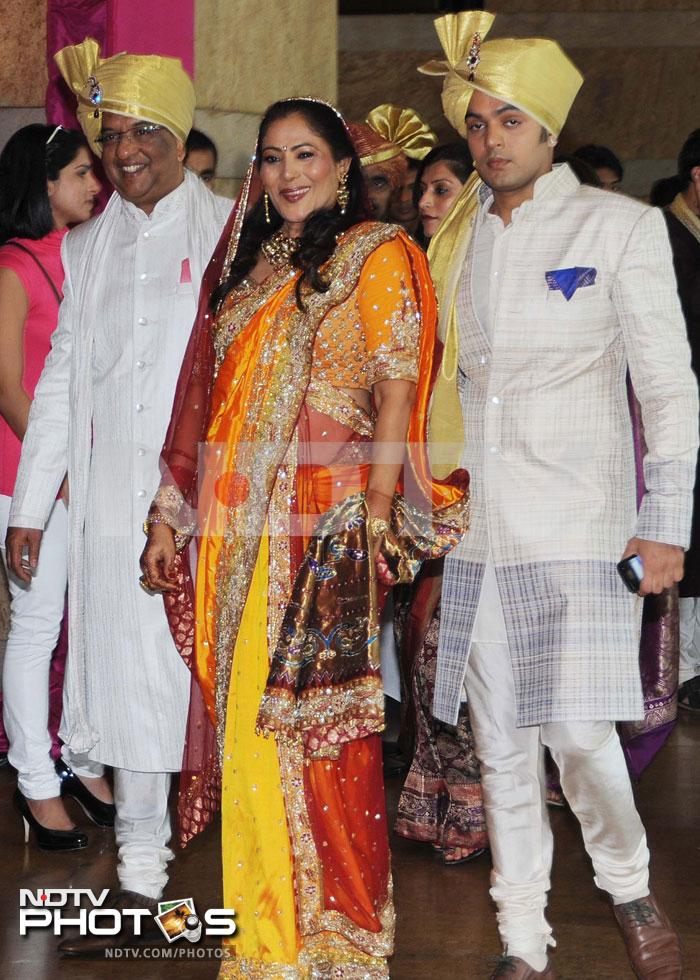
[139,573,157,595]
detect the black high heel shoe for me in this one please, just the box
[14,789,88,851]
[56,758,116,828]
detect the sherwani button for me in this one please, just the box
[135,403,144,412]
[137,448,145,457]
[491,395,501,405]
[138,317,148,325]
[139,273,147,281]
[136,360,145,369]
[137,489,146,498]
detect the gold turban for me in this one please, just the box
[347,121,404,169]
[365,104,438,161]
[54,37,195,156]
[419,11,583,138]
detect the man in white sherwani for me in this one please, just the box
[421,13,696,980]
[6,39,231,950]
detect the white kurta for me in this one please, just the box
[10,173,231,770]
[434,165,699,727]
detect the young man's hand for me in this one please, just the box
[620,537,684,595]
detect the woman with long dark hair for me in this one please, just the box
[0,123,114,850]
[415,141,473,246]
[140,98,467,976]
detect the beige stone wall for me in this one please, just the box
[195,0,338,190]
[339,6,700,198]
[0,0,46,107]
[0,0,47,152]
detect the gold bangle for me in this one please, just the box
[143,513,171,536]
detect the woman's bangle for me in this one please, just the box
[142,512,174,536]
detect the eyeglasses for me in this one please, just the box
[95,123,165,148]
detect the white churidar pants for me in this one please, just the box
[465,562,650,968]
[114,769,173,899]
[0,495,102,797]
[679,597,700,685]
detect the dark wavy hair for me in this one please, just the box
[572,143,624,182]
[0,124,88,245]
[412,142,473,209]
[213,99,365,311]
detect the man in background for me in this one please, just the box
[185,127,218,185]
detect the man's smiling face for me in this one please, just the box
[99,112,185,213]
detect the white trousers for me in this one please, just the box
[1,495,103,797]
[114,769,173,899]
[679,597,700,684]
[465,563,650,965]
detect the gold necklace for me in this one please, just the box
[261,229,299,269]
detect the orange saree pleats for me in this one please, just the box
[295,404,391,933]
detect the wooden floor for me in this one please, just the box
[1,713,698,980]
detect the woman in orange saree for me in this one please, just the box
[140,99,467,978]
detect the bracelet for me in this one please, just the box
[142,513,173,537]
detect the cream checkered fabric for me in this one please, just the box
[435,165,699,726]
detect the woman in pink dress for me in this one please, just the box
[0,123,113,850]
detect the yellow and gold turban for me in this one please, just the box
[348,121,404,169]
[54,37,195,156]
[365,104,438,161]
[419,11,583,138]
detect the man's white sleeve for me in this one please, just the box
[614,205,699,548]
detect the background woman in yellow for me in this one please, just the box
[140,98,466,978]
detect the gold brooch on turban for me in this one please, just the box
[54,37,196,156]
[365,105,438,162]
[419,11,583,139]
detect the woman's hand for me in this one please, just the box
[139,523,179,593]
[366,379,416,586]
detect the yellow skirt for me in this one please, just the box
[220,532,299,975]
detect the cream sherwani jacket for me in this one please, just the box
[435,165,699,727]
[10,172,231,769]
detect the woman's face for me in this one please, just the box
[259,112,348,236]
[418,161,464,239]
[47,147,101,229]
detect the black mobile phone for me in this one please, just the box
[617,554,644,594]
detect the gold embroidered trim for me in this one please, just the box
[214,270,293,371]
[212,222,401,764]
[365,351,419,389]
[276,738,395,959]
[151,483,197,545]
[220,938,390,978]
[305,379,375,437]
[258,676,385,756]
[267,435,297,657]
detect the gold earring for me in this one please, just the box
[264,191,271,224]
[337,171,349,214]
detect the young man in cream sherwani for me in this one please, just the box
[6,40,231,953]
[421,12,696,980]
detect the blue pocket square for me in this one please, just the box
[545,266,597,301]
